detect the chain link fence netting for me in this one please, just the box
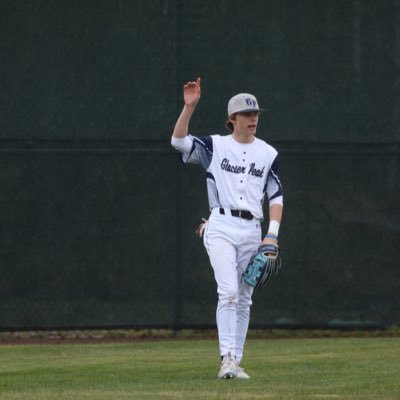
[0,0,399,329]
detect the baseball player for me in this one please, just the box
[171,78,283,379]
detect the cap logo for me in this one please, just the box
[228,93,261,115]
[245,98,257,107]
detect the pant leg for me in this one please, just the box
[235,279,253,363]
[206,236,238,357]
[203,209,260,359]
[234,224,261,363]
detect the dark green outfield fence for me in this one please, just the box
[0,1,399,330]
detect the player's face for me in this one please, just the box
[233,111,259,135]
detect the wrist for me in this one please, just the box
[264,233,278,242]
[264,220,280,241]
[267,220,280,236]
[184,103,197,112]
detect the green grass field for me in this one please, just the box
[1,337,399,399]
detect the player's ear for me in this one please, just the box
[225,114,235,132]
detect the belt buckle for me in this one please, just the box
[238,210,242,218]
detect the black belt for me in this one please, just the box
[219,208,254,220]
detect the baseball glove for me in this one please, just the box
[243,244,281,288]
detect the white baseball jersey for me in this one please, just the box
[172,134,283,220]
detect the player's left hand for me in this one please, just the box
[262,237,277,245]
[262,236,278,255]
[243,243,281,288]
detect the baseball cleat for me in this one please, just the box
[236,366,250,379]
[217,352,238,379]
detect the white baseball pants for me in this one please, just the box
[203,207,261,363]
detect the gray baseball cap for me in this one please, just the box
[227,93,264,116]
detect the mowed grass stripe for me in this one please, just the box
[0,338,399,399]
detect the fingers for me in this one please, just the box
[195,217,208,237]
[195,223,205,237]
[263,237,278,246]
[184,77,201,90]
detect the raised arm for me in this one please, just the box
[172,77,201,138]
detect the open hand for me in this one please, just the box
[183,77,201,108]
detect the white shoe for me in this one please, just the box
[237,366,250,379]
[217,352,238,379]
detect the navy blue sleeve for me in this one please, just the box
[264,154,283,200]
[184,135,213,169]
